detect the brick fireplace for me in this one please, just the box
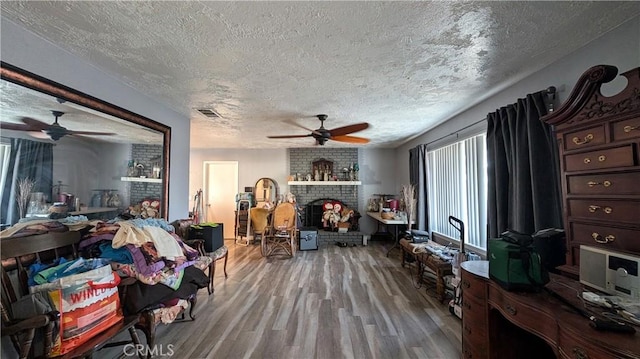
[302,198,361,230]
[289,148,363,246]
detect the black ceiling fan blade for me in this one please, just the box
[329,122,369,136]
[21,117,51,130]
[67,130,117,136]
[27,130,55,140]
[267,134,313,139]
[285,120,322,136]
[0,122,32,131]
[331,135,370,144]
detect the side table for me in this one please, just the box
[207,245,228,294]
[399,238,452,302]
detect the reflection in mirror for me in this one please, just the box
[254,178,279,208]
[0,63,170,227]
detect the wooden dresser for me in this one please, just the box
[540,65,640,277]
[461,261,640,359]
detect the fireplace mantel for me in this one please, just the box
[288,181,361,186]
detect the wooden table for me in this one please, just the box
[399,238,453,302]
[367,212,413,256]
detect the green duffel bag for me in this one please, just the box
[488,237,549,292]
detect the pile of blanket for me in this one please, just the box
[78,218,210,315]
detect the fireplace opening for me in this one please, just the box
[302,198,360,231]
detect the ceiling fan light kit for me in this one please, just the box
[267,114,370,146]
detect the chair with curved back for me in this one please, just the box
[250,207,270,243]
[261,202,297,257]
[1,231,141,359]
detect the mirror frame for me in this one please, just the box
[0,62,171,219]
[254,177,279,206]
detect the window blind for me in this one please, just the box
[427,133,487,251]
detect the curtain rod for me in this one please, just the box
[425,86,556,147]
[426,118,486,147]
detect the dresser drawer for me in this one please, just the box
[570,222,640,252]
[568,199,640,224]
[612,116,640,142]
[564,145,635,172]
[558,327,630,359]
[461,293,486,325]
[462,338,486,359]
[461,294,487,345]
[567,171,640,195]
[461,267,487,301]
[488,285,557,343]
[564,125,605,150]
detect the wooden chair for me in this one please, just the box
[261,202,297,257]
[250,207,270,242]
[1,231,140,359]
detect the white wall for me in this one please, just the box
[395,16,640,184]
[0,18,191,220]
[359,148,399,235]
[189,148,289,212]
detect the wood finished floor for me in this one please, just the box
[103,240,461,359]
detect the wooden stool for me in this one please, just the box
[207,245,228,294]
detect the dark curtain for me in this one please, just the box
[409,144,428,231]
[486,91,563,238]
[1,138,54,225]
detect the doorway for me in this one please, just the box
[203,161,238,239]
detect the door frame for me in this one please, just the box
[203,160,238,239]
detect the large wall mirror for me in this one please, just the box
[0,62,170,226]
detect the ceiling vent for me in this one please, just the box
[196,108,222,118]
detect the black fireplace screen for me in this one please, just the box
[302,198,360,231]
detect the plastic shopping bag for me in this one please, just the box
[30,259,123,356]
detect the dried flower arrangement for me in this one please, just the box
[16,177,36,218]
[401,184,416,231]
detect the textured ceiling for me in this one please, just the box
[0,79,163,145]
[1,1,639,148]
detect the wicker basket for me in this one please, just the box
[49,204,68,214]
[380,211,395,220]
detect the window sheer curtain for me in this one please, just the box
[486,91,563,238]
[409,145,428,231]
[0,138,53,225]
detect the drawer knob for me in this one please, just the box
[572,347,589,359]
[624,125,638,133]
[587,180,611,187]
[583,157,591,164]
[505,303,517,316]
[598,155,606,162]
[588,205,613,214]
[462,280,470,289]
[572,133,594,145]
[592,232,615,244]
[463,300,472,310]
